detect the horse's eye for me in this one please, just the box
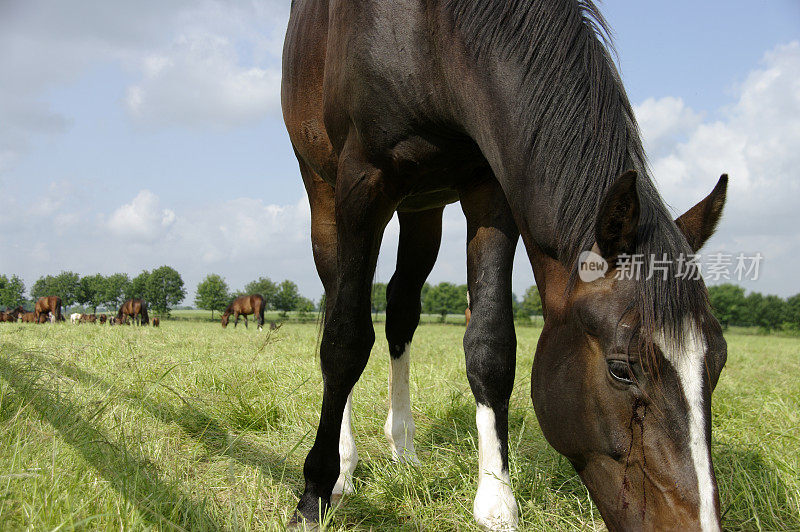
[607,359,635,385]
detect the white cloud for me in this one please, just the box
[125,34,282,128]
[0,0,289,172]
[169,195,311,264]
[636,41,800,294]
[635,96,704,159]
[108,190,177,242]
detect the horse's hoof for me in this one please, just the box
[330,492,344,507]
[287,512,320,531]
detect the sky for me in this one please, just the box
[1,1,799,304]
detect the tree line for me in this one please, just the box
[368,282,543,322]
[0,266,185,315]
[707,284,800,331]
[4,271,799,330]
[195,275,315,317]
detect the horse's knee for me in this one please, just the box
[320,319,374,385]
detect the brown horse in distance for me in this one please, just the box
[21,312,49,323]
[221,294,266,330]
[117,299,149,326]
[35,296,62,323]
[152,317,160,327]
[0,306,24,322]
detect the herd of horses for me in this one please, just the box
[0,296,156,327]
[2,294,270,330]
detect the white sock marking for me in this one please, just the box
[332,391,358,496]
[659,327,719,532]
[474,404,518,531]
[384,343,419,463]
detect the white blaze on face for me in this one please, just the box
[384,343,419,463]
[332,391,358,496]
[474,404,519,531]
[659,327,720,532]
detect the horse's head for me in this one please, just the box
[221,313,229,328]
[531,173,728,531]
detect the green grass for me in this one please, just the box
[0,321,798,530]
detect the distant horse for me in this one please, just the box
[152,317,160,327]
[117,299,149,326]
[35,296,62,323]
[99,314,107,324]
[70,313,82,324]
[0,306,24,322]
[81,314,97,324]
[21,312,36,323]
[283,1,728,530]
[221,294,266,330]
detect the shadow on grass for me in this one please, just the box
[0,349,221,531]
[13,349,304,492]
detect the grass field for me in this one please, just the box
[0,320,798,531]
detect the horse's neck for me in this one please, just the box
[444,9,640,263]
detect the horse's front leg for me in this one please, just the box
[234,312,239,327]
[384,207,443,463]
[460,177,520,530]
[292,141,397,525]
[243,314,248,328]
[297,159,357,502]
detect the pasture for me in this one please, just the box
[0,320,798,530]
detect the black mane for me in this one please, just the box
[447,0,711,347]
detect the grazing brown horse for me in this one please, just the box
[283,1,729,530]
[21,312,36,323]
[99,314,107,324]
[35,296,62,323]
[0,306,24,322]
[117,299,149,326]
[221,294,266,330]
[80,314,97,324]
[152,317,160,327]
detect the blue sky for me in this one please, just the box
[1,1,799,303]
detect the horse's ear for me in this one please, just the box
[595,170,640,260]
[675,174,728,252]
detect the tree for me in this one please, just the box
[146,266,186,316]
[787,294,800,329]
[755,295,787,331]
[195,274,230,318]
[707,284,747,328]
[78,274,107,313]
[31,276,53,301]
[0,275,26,308]
[127,271,150,300]
[743,292,764,327]
[273,280,301,315]
[104,273,131,310]
[296,297,315,312]
[32,271,80,308]
[423,282,467,322]
[519,285,543,319]
[244,277,278,309]
[371,282,387,319]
